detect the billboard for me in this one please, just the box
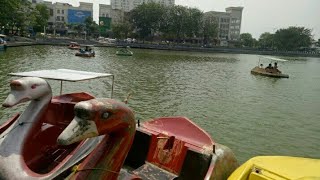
[99,17,112,33]
[68,9,92,24]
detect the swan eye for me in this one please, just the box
[101,112,109,119]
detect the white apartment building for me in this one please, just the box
[111,0,175,12]
[204,7,243,46]
[30,1,93,34]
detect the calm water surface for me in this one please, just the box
[0,46,319,163]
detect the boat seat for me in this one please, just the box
[42,92,95,128]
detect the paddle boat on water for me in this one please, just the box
[228,156,320,180]
[116,46,133,56]
[0,69,238,179]
[75,45,95,57]
[68,42,80,50]
[0,34,7,51]
[251,56,289,78]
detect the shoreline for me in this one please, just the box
[5,39,320,58]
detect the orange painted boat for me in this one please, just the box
[0,69,238,179]
[68,42,80,50]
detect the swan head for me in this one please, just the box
[2,77,52,108]
[57,98,135,145]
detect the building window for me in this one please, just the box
[56,16,60,21]
[50,9,53,16]
[62,10,64,14]
[57,9,60,14]
[102,13,105,17]
[32,0,37,3]
[61,17,64,21]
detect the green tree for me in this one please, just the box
[273,26,312,50]
[111,22,132,39]
[201,14,218,45]
[258,32,274,49]
[84,17,99,36]
[31,4,49,33]
[167,5,188,42]
[240,33,254,47]
[131,2,165,41]
[184,8,203,39]
[0,0,19,32]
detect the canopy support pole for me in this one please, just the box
[111,75,114,98]
[60,80,63,95]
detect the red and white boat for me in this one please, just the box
[0,69,238,179]
[68,42,80,50]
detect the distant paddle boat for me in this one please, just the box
[68,41,80,50]
[0,34,7,51]
[75,45,95,57]
[116,46,133,56]
[251,56,289,78]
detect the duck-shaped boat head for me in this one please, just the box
[57,98,136,179]
[2,77,52,108]
[58,98,135,145]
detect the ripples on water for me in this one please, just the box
[0,46,319,163]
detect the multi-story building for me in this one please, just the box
[99,4,123,24]
[111,0,175,12]
[30,1,93,35]
[204,7,243,46]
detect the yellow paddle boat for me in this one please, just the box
[228,156,320,180]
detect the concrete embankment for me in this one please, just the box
[5,38,320,58]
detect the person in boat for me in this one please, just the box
[265,63,273,73]
[260,64,263,68]
[273,62,282,74]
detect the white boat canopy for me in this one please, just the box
[9,69,114,96]
[258,55,288,62]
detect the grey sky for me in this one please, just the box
[51,0,320,40]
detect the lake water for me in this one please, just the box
[0,46,319,163]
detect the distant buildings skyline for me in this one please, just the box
[29,0,244,46]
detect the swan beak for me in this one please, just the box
[57,117,99,145]
[2,92,29,108]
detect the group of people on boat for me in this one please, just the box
[79,46,95,55]
[260,62,282,74]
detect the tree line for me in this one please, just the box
[0,0,49,35]
[111,3,218,44]
[240,27,315,51]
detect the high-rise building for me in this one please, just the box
[204,7,243,46]
[111,0,175,12]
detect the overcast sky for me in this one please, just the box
[51,0,320,40]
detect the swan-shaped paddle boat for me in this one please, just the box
[0,77,102,179]
[56,100,238,179]
[1,75,239,179]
